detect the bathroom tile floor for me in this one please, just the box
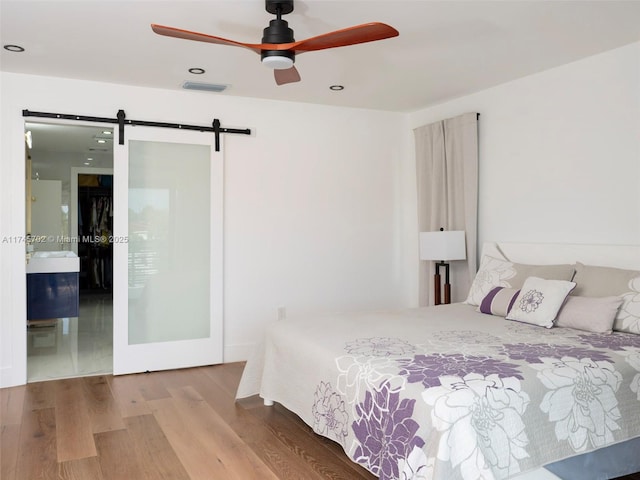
[27,292,112,382]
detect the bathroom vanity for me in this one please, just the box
[26,251,80,320]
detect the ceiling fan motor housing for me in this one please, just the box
[261,18,295,65]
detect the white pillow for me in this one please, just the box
[506,276,576,328]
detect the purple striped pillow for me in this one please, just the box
[479,287,520,317]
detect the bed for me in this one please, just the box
[236,242,640,480]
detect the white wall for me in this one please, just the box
[407,42,640,255]
[0,72,410,387]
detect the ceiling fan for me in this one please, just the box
[151,0,399,86]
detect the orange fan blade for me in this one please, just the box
[152,22,399,54]
[290,22,398,53]
[274,66,301,85]
[151,21,399,87]
[151,24,265,54]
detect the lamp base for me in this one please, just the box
[443,282,451,304]
[433,261,452,305]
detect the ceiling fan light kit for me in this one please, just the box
[151,0,398,86]
[262,55,294,70]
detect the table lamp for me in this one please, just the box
[419,229,466,305]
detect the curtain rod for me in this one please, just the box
[22,109,251,152]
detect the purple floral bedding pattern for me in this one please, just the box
[237,304,640,480]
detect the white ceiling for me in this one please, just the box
[2,0,640,113]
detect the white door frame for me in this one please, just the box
[21,118,115,385]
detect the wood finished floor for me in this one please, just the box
[1,362,639,480]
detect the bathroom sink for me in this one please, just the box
[26,251,80,273]
[32,251,78,258]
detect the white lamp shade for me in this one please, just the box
[419,230,466,261]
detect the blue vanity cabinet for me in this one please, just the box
[26,272,79,320]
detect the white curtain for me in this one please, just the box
[414,112,479,306]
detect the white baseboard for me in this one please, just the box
[223,342,257,364]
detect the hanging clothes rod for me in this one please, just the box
[22,109,250,152]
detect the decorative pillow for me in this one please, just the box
[479,287,520,317]
[572,262,640,334]
[465,255,575,306]
[555,296,623,334]
[506,276,576,328]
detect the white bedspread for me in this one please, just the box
[236,303,640,480]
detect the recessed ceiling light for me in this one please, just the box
[87,157,93,161]
[102,130,112,135]
[3,44,25,52]
[329,85,344,91]
[97,139,106,144]
[189,67,206,74]
[84,162,91,166]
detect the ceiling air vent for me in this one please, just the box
[182,81,228,93]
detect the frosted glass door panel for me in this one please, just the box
[113,126,223,375]
[128,140,210,345]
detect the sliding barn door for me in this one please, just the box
[112,127,223,375]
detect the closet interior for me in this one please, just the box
[77,174,113,292]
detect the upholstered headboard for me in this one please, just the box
[481,241,640,270]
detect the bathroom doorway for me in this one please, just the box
[25,121,114,381]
